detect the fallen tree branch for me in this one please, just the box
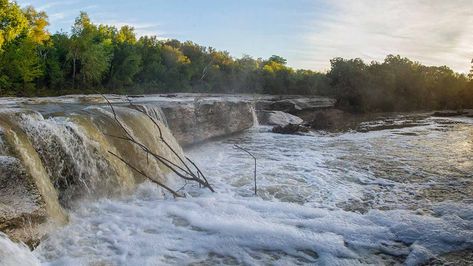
[126,102,215,192]
[234,144,257,195]
[109,151,183,198]
[101,94,215,195]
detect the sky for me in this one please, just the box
[15,0,473,73]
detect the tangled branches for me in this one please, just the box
[102,95,214,197]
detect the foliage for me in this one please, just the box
[0,0,27,50]
[0,1,472,112]
[327,56,472,112]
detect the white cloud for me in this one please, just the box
[299,0,473,73]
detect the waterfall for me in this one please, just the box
[0,95,257,247]
[0,110,67,244]
[0,104,187,244]
[130,104,169,127]
[250,105,259,127]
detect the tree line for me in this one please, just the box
[1,0,473,112]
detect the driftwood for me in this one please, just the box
[234,144,257,195]
[102,95,214,197]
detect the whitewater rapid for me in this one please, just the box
[2,115,473,265]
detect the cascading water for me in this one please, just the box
[1,95,472,266]
[0,110,68,244]
[130,104,170,128]
[250,105,260,127]
[0,100,189,250]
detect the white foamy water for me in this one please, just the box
[4,116,473,265]
[0,233,40,266]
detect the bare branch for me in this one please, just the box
[101,94,215,195]
[234,144,257,195]
[109,151,183,198]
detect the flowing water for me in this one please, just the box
[0,97,473,265]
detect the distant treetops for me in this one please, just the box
[1,0,472,112]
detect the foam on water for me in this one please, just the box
[31,184,473,265]
[4,116,473,265]
[0,233,40,266]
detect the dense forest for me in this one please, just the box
[1,0,473,112]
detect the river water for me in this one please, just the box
[2,114,473,265]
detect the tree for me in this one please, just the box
[1,1,473,111]
[267,55,287,65]
[135,36,165,89]
[0,0,27,50]
[67,12,112,88]
[160,44,191,92]
[23,6,50,45]
[234,55,262,93]
[116,25,136,44]
[0,3,48,95]
[327,57,367,111]
[107,26,142,91]
[0,38,43,95]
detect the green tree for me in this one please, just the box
[1,1,473,110]
[135,36,165,89]
[234,55,262,93]
[267,55,287,65]
[107,26,142,91]
[0,0,27,50]
[160,44,191,92]
[67,12,112,88]
[116,25,136,44]
[0,4,49,95]
[0,38,43,95]
[327,57,367,111]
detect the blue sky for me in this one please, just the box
[16,0,473,73]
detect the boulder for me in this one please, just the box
[257,111,303,126]
[272,124,309,135]
[161,100,254,146]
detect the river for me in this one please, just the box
[1,105,473,265]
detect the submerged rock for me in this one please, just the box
[272,124,309,134]
[257,110,303,126]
